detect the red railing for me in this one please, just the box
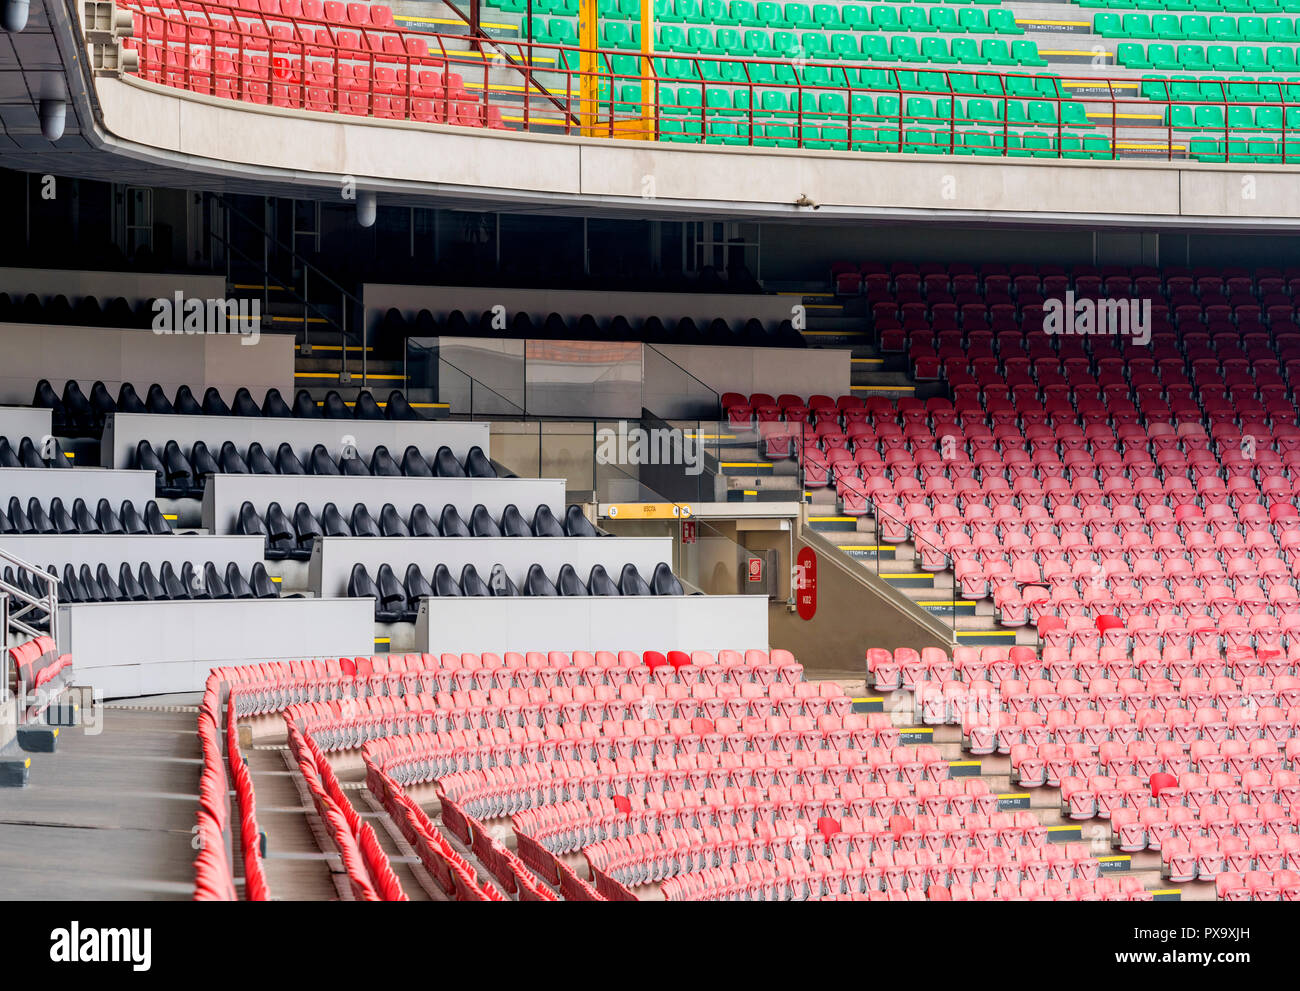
[118,0,1299,162]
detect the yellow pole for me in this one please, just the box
[578,0,599,135]
[640,0,655,139]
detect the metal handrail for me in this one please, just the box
[0,548,59,651]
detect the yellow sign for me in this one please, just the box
[603,503,692,519]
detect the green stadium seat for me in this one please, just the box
[930,7,959,33]
[922,37,958,63]
[1062,101,1091,127]
[1013,40,1048,65]
[813,3,842,28]
[951,38,985,63]
[982,39,1017,66]
[891,36,924,61]
[871,4,902,31]
[1248,137,1280,161]
[958,8,989,32]
[1237,45,1268,70]
[1207,44,1239,70]
[1177,44,1211,70]
[1227,105,1255,129]
[900,5,936,31]
[988,10,1024,33]
[1195,105,1226,128]
[1122,13,1157,36]
[743,29,772,53]
[1117,42,1152,67]
[1267,16,1297,39]
[715,26,744,52]
[842,4,871,30]
[861,35,894,60]
[830,32,860,58]
[755,0,784,26]
[688,26,721,52]
[729,0,762,26]
[1179,15,1212,39]
[1267,45,1297,69]
[659,24,687,49]
[784,2,814,28]
[965,97,1001,122]
[1256,105,1283,130]
[1189,136,1224,161]
[1239,15,1270,39]
[1020,131,1053,157]
[1151,14,1183,36]
[1167,104,1194,128]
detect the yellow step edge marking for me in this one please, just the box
[949,760,981,767]
[803,304,843,309]
[1022,18,1090,25]
[742,489,758,495]
[881,572,929,578]
[269,576,281,583]
[1149,888,1180,896]
[838,545,896,550]
[721,461,772,468]
[272,315,328,324]
[233,283,286,290]
[297,344,373,352]
[64,452,75,458]
[899,727,933,734]
[395,14,515,28]
[1097,855,1132,863]
[850,697,884,704]
[1048,824,1082,832]
[810,516,853,522]
[1062,80,1138,88]
[998,792,1031,800]
[851,385,915,391]
[916,600,974,607]
[958,630,1017,637]
[374,637,392,644]
[298,372,406,381]
[1087,112,1164,120]
[1118,142,1187,151]
[162,514,179,521]
[851,357,884,363]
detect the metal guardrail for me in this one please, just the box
[0,549,59,650]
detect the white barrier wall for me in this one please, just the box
[0,407,53,444]
[0,323,295,407]
[103,412,491,469]
[655,344,853,407]
[415,595,768,653]
[309,535,674,596]
[0,534,264,572]
[57,597,375,698]
[0,467,156,509]
[0,266,226,307]
[201,473,567,534]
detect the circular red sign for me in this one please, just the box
[795,547,817,620]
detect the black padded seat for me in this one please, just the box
[174,385,203,416]
[79,564,106,602]
[144,501,173,534]
[587,564,620,596]
[6,496,32,534]
[231,387,262,417]
[619,563,652,596]
[564,505,599,537]
[385,391,421,420]
[432,564,462,597]
[309,444,341,475]
[464,446,497,478]
[409,503,438,537]
[347,563,386,620]
[145,383,174,414]
[433,445,466,478]
[401,446,432,476]
[135,441,169,494]
[96,563,126,601]
[61,564,87,603]
[203,561,233,599]
[375,564,409,620]
[190,441,220,491]
[469,504,501,537]
[202,387,231,417]
[27,498,55,534]
[181,561,209,600]
[370,445,401,476]
[120,562,149,601]
[379,503,409,537]
[116,382,147,414]
[48,497,77,534]
[32,380,65,429]
[439,504,470,538]
[293,389,318,418]
[404,564,433,614]
[96,498,124,535]
[72,498,100,534]
[320,502,351,537]
[499,504,531,537]
[219,441,251,473]
[247,442,277,474]
[354,391,384,419]
[524,564,558,596]
[225,562,254,599]
[460,564,491,596]
[249,562,278,598]
[322,391,351,418]
[488,564,518,596]
[119,500,148,535]
[262,388,293,417]
[350,503,380,537]
[265,502,295,560]
[237,501,267,540]
[532,505,564,537]
[556,564,588,596]
[0,437,19,468]
[292,502,323,558]
[159,561,189,599]
[89,381,117,429]
[651,562,685,595]
[162,440,195,494]
[61,380,93,434]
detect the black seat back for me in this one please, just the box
[524,564,558,596]
[409,503,439,537]
[488,564,518,596]
[460,564,491,596]
[350,503,380,537]
[320,502,351,536]
[469,504,501,537]
[587,564,620,596]
[651,562,685,595]
[532,505,564,537]
[432,564,463,596]
[556,564,588,596]
[465,445,497,478]
[402,446,432,476]
[619,563,652,596]
[379,503,409,537]
[499,504,531,537]
[439,504,470,538]
[433,445,466,478]
[565,505,599,536]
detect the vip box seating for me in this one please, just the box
[208,648,1158,900]
[33,380,430,437]
[866,643,1300,900]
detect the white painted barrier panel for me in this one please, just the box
[0,407,53,444]
[0,534,265,572]
[0,467,156,510]
[416,595,768,654]
[57,597,375,697]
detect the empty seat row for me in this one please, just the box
[135,440,493,497]
[1,496,172,536]
[349,560,684,621]
[236,500,598,559]
[47,559,279,604]
[33,378,427,435]
[0,435,72,469]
